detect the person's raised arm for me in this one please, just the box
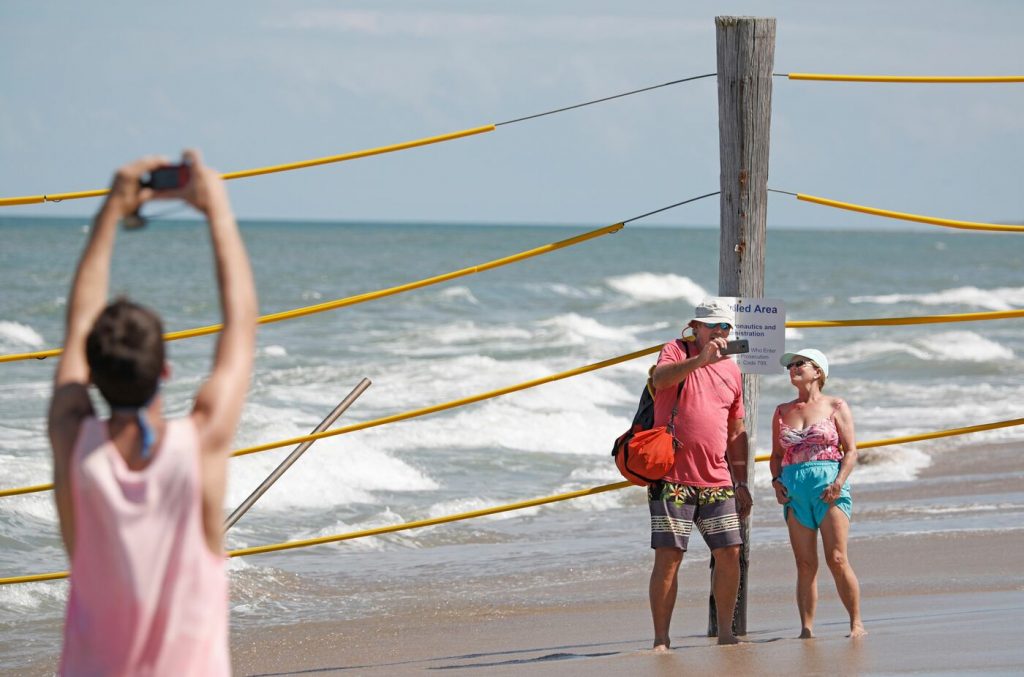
[651,337,728,390]
[187,150,258,455]
[48,156,167,552]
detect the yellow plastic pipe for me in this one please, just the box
[0,222,622,364]
[787,73,1024,83]
[797,193,1024,233]
[0,125,495,207]
[3,415,1022,585]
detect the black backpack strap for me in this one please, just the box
[666,339,692,445]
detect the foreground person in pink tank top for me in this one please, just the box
[47,150,257,676]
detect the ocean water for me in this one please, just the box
[1,217,1022,668]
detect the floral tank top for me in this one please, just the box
[778,413,844,467]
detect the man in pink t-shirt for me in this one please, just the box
[647,298,752,650]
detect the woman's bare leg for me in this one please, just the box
[786,511,819,638]
[820,506,866,638]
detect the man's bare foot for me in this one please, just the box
[849,623,867,639]
[652,637,671,652]
[717,634,740,645]
[799,627,814,639]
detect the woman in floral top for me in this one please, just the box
[770,348,866,639]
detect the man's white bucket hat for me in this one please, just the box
[690,298,736,327]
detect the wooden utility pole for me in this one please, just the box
[708,15,775,638]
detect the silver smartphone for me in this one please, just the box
[719,339,749,356]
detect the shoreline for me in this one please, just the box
[228,529,1024,676]
[9,438,1023,675]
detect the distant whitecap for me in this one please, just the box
[606,273,708,305]
[850,285,1024,311]
[0,321,44,347]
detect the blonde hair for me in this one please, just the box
[809,361,826,390]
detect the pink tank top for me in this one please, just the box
[60,416,230,676]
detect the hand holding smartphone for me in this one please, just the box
[719,339,749,356]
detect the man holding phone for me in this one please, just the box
[645,298,752,650]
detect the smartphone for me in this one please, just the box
[140,164,190,191]
[719,339,749,356]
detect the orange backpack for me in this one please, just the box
[611,341,689,486]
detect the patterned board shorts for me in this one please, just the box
[648,481,743,551]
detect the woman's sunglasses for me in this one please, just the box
[787,359,809,370]
[701,322,732,331]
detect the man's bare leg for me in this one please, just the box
[821,507,866,638]
[650,547,683,651]
[709,545,742,644]
[786,512,819,638]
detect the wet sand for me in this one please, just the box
[14,440,1023,675]
[228,439,1024,675]
[230,526,1024,675]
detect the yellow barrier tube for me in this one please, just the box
[788,309,1024,328]
[4,415,1022,585]
[0,344,663,498]
[787,73,1024,83]
[0,126,495,208]
[797,193,1024,233]
[6,303,1023,366]
[0,222,622,364]
[228,481,632,558]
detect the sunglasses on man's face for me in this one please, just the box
[787,359,809,370]
[701,322,732,331]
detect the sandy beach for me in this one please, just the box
[8,437,1022,676]
[225,439,1024,677]
[228,531,1023,676]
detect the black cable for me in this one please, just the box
[495,73,717,127]
[767,188,798,197]
[622,191,720,224]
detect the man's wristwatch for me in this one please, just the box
[733,481,748,490]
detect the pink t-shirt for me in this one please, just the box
[652,339,745,487]
[60,416,229,676]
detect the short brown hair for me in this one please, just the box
[86,298,165,407]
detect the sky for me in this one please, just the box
[1,1,1022,229]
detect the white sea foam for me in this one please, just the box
[854,446,932,483]
[226,438,438,513]
[437,286,480,305]
[850,286,1024,311]
[426,497,540,522]
[606,273,708,305]
[0,579,67,613]
[535,313,637,344]
[552,481,629,512]
[428,320,531,345]
[259,345,288,357]
[300,508,414,551]
[0,321,44,348]
[829,331,1013,365]
[527,282,604,299]
[357,367,635,459]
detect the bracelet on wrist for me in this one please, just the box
[771,475,782,484]
[733,481,748,489]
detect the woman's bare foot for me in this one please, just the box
[717,633,740,645]
[799,627,814,639]
[849,623,867,638]
[652,637,671,652]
